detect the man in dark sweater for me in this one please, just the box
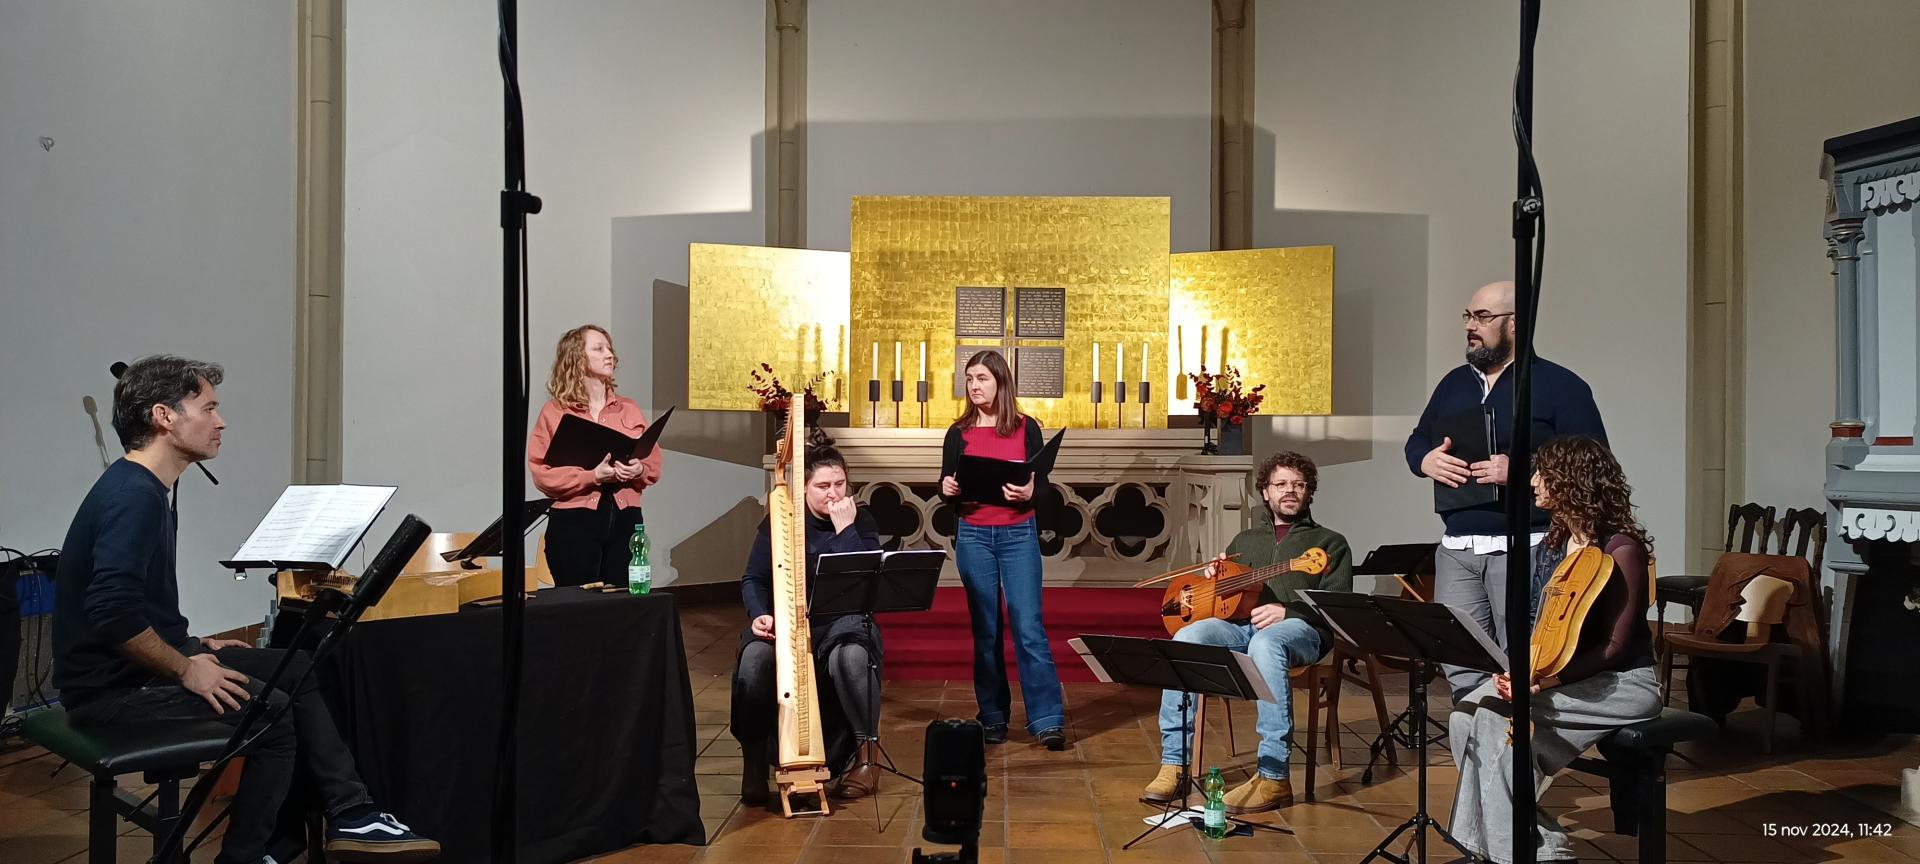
[53,356,436,864]
[1404,281,1608,700]
[732,436,887,806]
[1139,451,1353,815]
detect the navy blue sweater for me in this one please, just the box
[740,506,882,621]
[53,459,200,704]
[1403,358,1607,536]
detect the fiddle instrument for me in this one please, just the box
[1158,548,1329,636]
[1507,544,1614,743]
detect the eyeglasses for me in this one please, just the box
[1461,311,1515,326]
[1264,481,1310,492]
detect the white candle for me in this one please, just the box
[893,341,902,381]
[1117,343,1125,384]
[871,342,879,380]
[1142,343,1148,383]
[919,341,928,382]
[1219,328,1229,370]
[1093,342,1100,383]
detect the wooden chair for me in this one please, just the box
[1663,572,1803,753]
[1773,507,1827,572]
[1655,503,1774,703]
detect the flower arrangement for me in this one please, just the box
[1189,364,1265,427]
[747,363,831,416]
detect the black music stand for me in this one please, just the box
[1352,543,1444,782]
[810,548,946,828]
[441,498,554,568]
[1068,635,1292,848]
[1300,590,1505,864]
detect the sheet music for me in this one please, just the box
[1066,637,1116,684]
[1232,651,1277,703]
[1443,601,1510,673]
[229,485,394,568]
[1294,592,1358,648]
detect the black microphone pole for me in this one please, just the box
[495,0,539,861]
[1506,2,1544,864]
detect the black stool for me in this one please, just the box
[1566,708,1717,864]
[21,706,230,864]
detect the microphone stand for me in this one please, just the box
[1505,3,1545,863]
[153,517,432,864]
[496,2,540,861]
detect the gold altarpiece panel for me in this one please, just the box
[685,243,852,412]
[1169,246,1334,417]
[849,196,1172,430]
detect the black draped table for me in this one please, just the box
[317,587,703,863]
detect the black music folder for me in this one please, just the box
[544,405,675,470]
[954,429,1066,504]
[1430,406,1498,513]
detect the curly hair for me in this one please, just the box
[1533,435,1653,553]
[546,324,616,410]
[1256,450,1318,499]
[803,427,846,481]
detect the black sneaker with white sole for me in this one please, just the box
[324,811,441,862]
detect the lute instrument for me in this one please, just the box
[1155,548,1329,636]
[769,399,832,817]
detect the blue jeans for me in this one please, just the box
[955,519,1064,734]
[1158,616,1325,780]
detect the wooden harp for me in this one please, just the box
[770,399,831,817]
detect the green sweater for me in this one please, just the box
[1223,511,1354,642]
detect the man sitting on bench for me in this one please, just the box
[51,356,438,864]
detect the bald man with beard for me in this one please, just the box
[1404,281,1609,700]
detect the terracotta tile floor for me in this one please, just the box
[6,600,1920,863]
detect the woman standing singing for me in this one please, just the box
[527,324,664,587]
[939,350,1067,749]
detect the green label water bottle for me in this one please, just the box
[628,523,651,594]
[1202,767,1227,839]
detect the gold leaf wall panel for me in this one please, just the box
[1168,247,1334,416]
[849,196,1171,429]
[686,243,852,411]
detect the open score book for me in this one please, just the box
[219,485,396,573]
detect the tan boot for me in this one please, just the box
[1139,765,1188,805]
[1223,776,1294,814]
[833,741,881,800]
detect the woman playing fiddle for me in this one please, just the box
[1447,435,1660,864]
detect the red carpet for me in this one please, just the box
[879,586,1170,682]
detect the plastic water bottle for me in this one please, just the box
[1202,767,1227,839]
[627,523,651,594]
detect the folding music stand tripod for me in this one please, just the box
[1301,590,1505,864]
[1068,634,1292,849]
[810,548,946,829]
[1352,543,1446,783]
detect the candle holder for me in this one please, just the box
[916,380,929,428]
[868,379,881,428]
[1139,381,1152,428]
[1090,381,1103,430]
[891,379,904,427]
[1115,381,1128,430]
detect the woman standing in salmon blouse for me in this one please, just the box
[527,324,664,586]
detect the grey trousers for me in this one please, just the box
[1447,665,1661,864]
[1434,541,1537,700]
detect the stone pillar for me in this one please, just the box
[767,0,807,248]
[1828,213,1869,434]
[295,0,344,484]
[1211,0,1253,251]
[1685,0,1744,573]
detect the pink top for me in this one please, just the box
[959,420,1035,527]
[526,396,664,511]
